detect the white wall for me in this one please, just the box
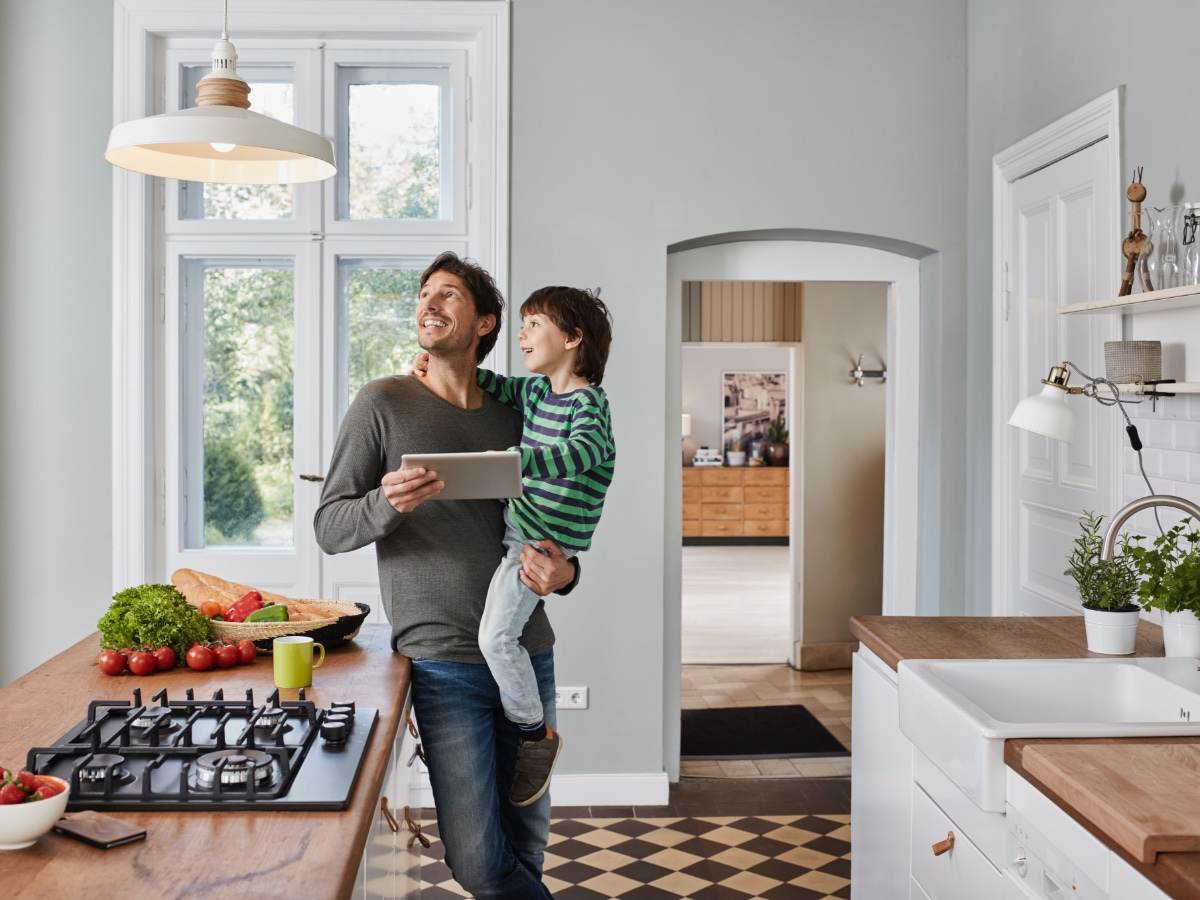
[513,0,968,776]
[0,0,114,684]
[681,345,792,464]
[966,0,1200,612]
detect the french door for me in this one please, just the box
[158,36,501,620]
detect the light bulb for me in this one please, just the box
[210,142,236,153]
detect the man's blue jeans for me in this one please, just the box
[411,649,556,899]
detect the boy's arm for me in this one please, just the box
[477,368,530,411]
[516,392,615,480]
[314,385,432,552]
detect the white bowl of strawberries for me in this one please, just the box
[0,768,69,850]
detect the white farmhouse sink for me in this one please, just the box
[898,658,1200,812]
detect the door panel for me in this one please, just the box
[1003,139,1120,616]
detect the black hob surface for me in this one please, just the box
[26,686,377,811]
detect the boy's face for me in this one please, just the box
[417,271,495,361]
[518,312,580,374]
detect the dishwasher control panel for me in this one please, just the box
[1006,807,1105,899]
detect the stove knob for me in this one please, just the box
[331,700,356,717]
[320,720,348,744]
[324,712,352,733]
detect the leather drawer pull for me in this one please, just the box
[405,707,419,739]
[405,806,431,849]
[931,831,955,856]
[380,797,400,833]
[407,742,425,768]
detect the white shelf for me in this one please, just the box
[1058,285,1200,316]
[1115,382,1200,395]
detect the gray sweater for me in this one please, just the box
[314,375,555,663]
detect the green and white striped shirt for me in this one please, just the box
[477,369,615,552]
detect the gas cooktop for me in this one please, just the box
[26,686,377,811]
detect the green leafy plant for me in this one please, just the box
[97,585,211,660]
[768,415,788,444]
[1064,510,1141,612]
[204,439,264,542]
[1127,517,1200,614]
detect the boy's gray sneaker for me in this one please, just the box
[510,731,563,807]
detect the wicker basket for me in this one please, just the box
[1104,340,1162,383]
[208,600,366,647]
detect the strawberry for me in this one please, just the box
[0,783,25,804]
[16,771,38,794]
[30,785,57,801]
[0,767,8,783]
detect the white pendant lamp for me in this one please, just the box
[105,1,335,184]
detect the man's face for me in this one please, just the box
[416,270,495,361]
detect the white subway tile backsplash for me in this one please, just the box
[1147,420,1175,446]
[1176,421,1200,452]
[1160,449,1190,481]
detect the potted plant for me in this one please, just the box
[1065,511,1142,655]
[766,415,789,467]
[724,438,746,467]
[1128,517,1200,657]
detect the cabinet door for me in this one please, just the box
[358,743,399,899]
[851,648,913,898]
[910,785,1004,899]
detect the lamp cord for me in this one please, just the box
[1064,361,1164,535]
[223,0,229,39]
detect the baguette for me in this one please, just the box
[170,568,358,622]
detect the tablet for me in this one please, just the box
[399,451,523,501]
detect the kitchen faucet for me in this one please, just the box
[1102,494,1200,560]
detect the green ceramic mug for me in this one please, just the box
[273,635,325,689]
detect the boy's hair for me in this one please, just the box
[521,286,614,385]
[420,251,505,363]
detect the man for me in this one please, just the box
[314,252,577,899]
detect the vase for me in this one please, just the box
[1082,607,1140,655]
[1161,609,1200,657]
[1142,205,1184,292]
[765,442,789,467]
[725,451,746,467]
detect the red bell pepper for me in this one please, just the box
[225,591,263,623]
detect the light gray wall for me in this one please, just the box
[965,0,1200,612]
[802,283,887,644]
[681,345,792,463]
[0,0,113,684]
[512,0,968,774]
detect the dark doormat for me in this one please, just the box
[681,705,848,759]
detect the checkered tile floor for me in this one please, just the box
[418,813,852,898]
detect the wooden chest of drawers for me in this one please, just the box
[682,466,789,538]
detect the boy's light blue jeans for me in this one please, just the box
[479,509,577,726]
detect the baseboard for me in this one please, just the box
[683,537,789,547]
[412,771,670,810]
[796,640,857,671]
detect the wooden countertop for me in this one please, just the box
[849,614,1166,670]
[0,625,410,900]
[850,615,1199,898]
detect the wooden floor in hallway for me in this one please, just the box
[681,664,852,779]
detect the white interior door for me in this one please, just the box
[999,139,1121,615]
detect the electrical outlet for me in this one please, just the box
[554,686,589,709]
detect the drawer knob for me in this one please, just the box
[931,831,955,856]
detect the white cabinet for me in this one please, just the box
[356,698,422,899]
[852,647,914,897]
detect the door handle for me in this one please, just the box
[298,473,325,482]
[931,831,955,856]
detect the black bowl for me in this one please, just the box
[253,602,371,653]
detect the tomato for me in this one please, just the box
[98,650,127,676]
[186,645,215,671]
[199,600,222,618]
[235,639,257,665]
[152,646,176,671]
[214,644,239,669]
[127,650,157,676]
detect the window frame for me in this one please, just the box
[111,1,510,590]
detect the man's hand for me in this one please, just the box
[412,352,431,378]
[381,466,443,513]
[519,541,575,596]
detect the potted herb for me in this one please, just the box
[766,415,789,467]
[1065,511,1142,655]
[724,438,746,468]
[1127,517,1200,657]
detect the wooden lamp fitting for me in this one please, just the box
[195,36,251,110]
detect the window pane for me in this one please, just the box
[179,65,295,220]
[338,259,424,419]
[183,260,295,548]
[338,66,449,220]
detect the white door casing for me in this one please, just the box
[992,90,1122,616]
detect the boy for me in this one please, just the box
[417,285,615,806]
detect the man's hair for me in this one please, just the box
[520,286,614,385]
[419,251,504,363]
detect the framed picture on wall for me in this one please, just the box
[722,371,786,450]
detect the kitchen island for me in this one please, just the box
[851,615,1194,899]
[0,624,416,899]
